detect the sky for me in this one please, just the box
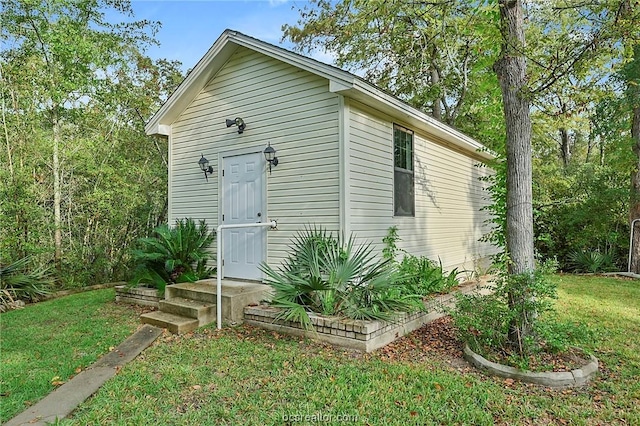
[125,0,331,72]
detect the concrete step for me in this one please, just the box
[140,311,199,334]
[160,297,215,326]
[166,280,272,324]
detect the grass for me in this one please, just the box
[0,289,141,423]
[2,275,639,425]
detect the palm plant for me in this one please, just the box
[568,249,613,273]
[129,218,216,293]
[260,226,424,330]
[1,257,52,310]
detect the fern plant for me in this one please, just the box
[129,218,216,293]
[399,256,460,296]
[260,226,424,329]
[382,226,460,297]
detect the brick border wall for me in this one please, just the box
[115,285,161,308]
[244,278,491,352]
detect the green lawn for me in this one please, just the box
[2,276,639,425]
[0,289,141,422]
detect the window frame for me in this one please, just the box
[393,124,415,217]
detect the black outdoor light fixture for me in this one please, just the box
[198,154,214,181]
[264,142,278,174]
[225,117,246,134]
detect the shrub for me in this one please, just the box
[448,261,591,368]
[398,256,460,296]
[128,218,216,293]
[383,226,460,297]
[568,249,614,273]
[0,257,52,311]
[260,226,424,329]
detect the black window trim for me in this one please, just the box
[393,123,415,217]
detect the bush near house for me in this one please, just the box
[383,226,461,297]
[567,249,615,273]
[260,226,425,330]
[449,261,592,370]
[128,218,216,294]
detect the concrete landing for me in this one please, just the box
[140,279,272,333]
[5,324,162,426]
[183,279,273,323]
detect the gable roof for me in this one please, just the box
[145,29,493,160]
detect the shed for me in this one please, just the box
[145,29,497,282]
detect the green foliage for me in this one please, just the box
[478,157,507,266]
[398,256,460,296]
[449,261,590,366]
[382,226,460,297]
[0,257,52,310]
[381,225,400,261]
[129,218,216,293]
[567,250,614,273]
[260,226,424,329]
[534,162,629,271]
[283,0,504,147]
[534,315,593,355]
[0,0,183,288]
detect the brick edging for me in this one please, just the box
[463,344,599,388]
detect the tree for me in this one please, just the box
[1,1,182,286]
[283,0,504,147]
[0,0,158,273]
[624,45,640,272]
[494,0,535,346]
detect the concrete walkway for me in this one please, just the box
[6,324,162,426]
[603,271,640,279]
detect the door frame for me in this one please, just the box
[217,145,268,280]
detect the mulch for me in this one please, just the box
[374,316,590,374]
[376,316,469,368]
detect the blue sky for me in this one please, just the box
[127,0,330,71]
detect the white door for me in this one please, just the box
[222,152,265,280]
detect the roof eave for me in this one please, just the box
[144,31,239,136]
[331,80,495,161]
[145,29,495,161]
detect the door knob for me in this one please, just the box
[257,212,262,217]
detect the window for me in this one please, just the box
[393,124,414,216]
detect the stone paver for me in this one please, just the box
[6,324,162,426]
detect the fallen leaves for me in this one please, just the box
[376,316,465,364]
[50,376,64,386]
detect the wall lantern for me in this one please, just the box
[225,117,246,134]
[198,154,214,181]
[264,142,278,174]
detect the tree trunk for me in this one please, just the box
[494,0,535,348]
[630,105,640,273]
[431,67,442,121]
[559,127,571,167]
[53,110,62,273]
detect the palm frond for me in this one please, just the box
[0,257,53,306]
[128,218,215,290]
[260,226,424,327]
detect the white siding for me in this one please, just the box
[169,47,340,267]
[347,101,497,274]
